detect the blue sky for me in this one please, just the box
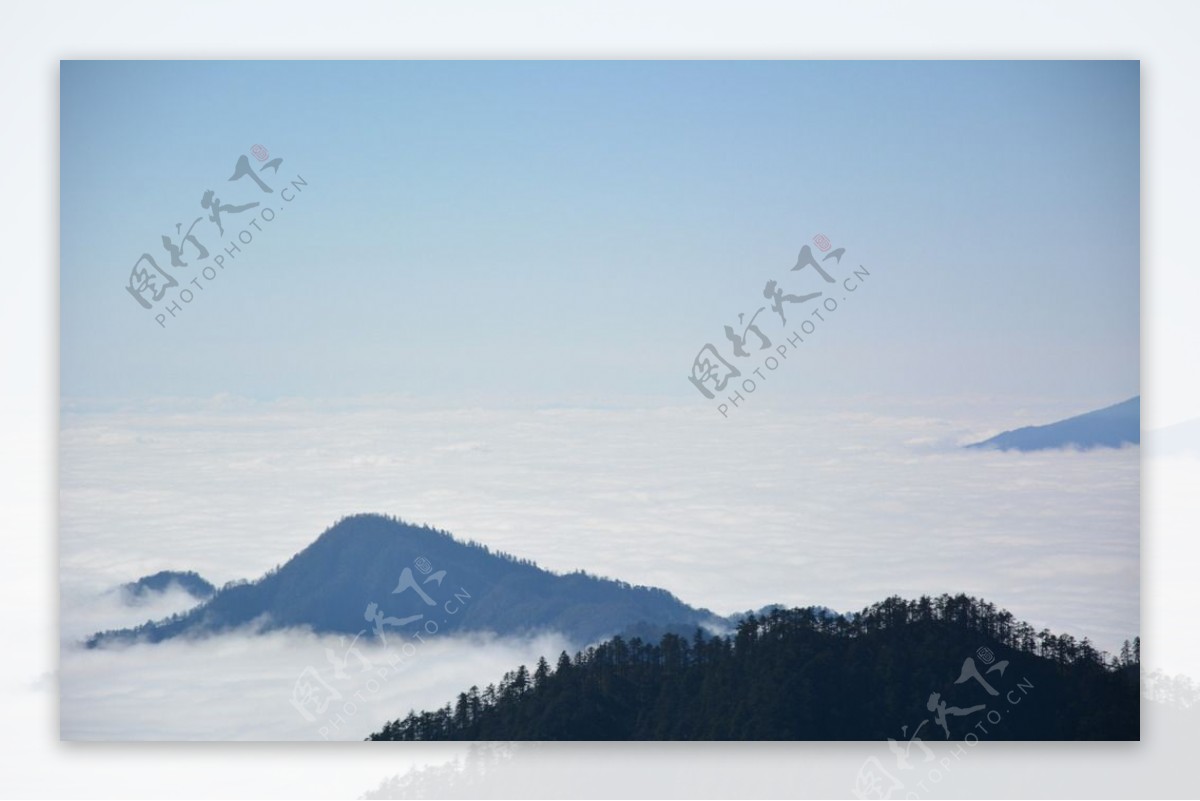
[61,61,1139,407]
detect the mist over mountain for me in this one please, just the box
[966,396,1139,452]
[87,514,715,648]
[118,570,215,604]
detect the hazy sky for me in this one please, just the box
[61,60,1139,406]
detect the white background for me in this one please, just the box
[2,1,1196,797]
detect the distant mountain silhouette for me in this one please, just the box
[87,514,715,648]
[369,595,1140,741]
[119,570,215,603]
[966,396,1139,452]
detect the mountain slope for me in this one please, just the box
[966,396,1139,452]
[369,595,1140,741]
[87,514,713,648]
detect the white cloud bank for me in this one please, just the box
[61,628,574,741]
[60,395,1139,739]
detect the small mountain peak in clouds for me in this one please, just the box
[119,570,216,604]
[966,396,1140,452]
[88,514,714,649]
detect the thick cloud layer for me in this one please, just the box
[60,395,1139,739]
[61,628,573,741]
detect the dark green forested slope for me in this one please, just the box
[369,594,1140,741]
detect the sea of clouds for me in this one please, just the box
[59,394,1141,742]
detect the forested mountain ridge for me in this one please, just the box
[369,594,1140,741]
[86,514,714,648]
